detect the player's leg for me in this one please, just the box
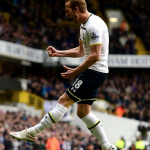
[77,103,117,150]
[71,69,117,150]
[10,93,74,142]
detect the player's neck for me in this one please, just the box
[80,11,91,24]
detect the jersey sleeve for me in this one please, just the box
[88,24,103,46]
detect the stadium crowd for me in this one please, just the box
[0,0,137,54]
[99,0,150,51]
[109,28,137,54]
[0,111,102,150]
[100,71,150,122]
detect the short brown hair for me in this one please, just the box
[65,0,87,13]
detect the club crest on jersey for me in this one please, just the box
[90,32,99,39]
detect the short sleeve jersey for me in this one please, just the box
[79,14,109,73]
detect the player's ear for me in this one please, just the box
[74,6,79,12]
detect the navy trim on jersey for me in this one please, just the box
[81,26,87,30]
[83,13,92,24]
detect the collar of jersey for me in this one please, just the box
[83,13,92,25]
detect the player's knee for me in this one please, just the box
[58,93,70,104]
[57,93,74,108]
[77,109,88,118]
[58,95,66,104]
[77,104,91,118]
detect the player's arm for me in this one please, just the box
[47,42,84,58]
[72,44,102,73]
[61,44,102,79]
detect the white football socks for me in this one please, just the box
[81,112,112,150]
[28,103,68,136]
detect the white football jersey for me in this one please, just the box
[79,13,109,73]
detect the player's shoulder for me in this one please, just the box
[90,14,104,24]
[87,14,107,29]
[90,14,101,21]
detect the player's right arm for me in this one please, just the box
[47,41,84,58]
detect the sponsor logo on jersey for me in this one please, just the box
[91,32,99,39]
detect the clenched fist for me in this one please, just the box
[47,46,58,57]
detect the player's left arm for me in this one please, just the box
[72,44,102,73]
[61,44,102,79]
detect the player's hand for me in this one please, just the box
[47,46,58,57]
[61,65,77,79]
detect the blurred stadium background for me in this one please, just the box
[0,0,150,150]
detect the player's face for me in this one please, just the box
[65,2,80,24]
